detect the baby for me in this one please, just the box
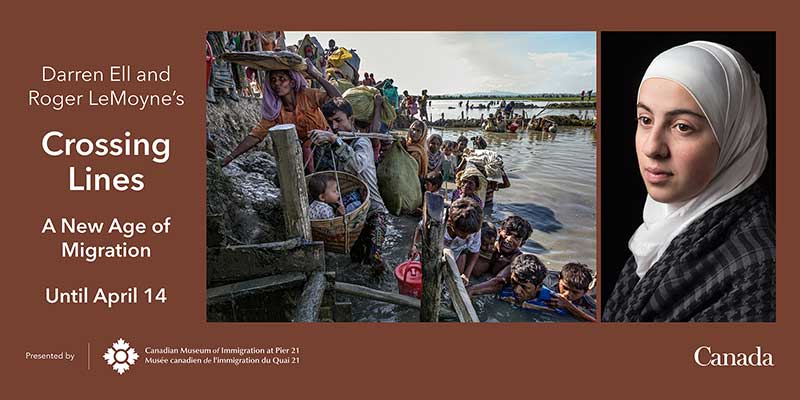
[307,174,345,219]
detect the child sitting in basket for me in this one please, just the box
[308,174,345,219]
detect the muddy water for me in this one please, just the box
[334,125,596,322]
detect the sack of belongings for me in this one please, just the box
[327,47,353,67]
[377,141,422,215]
[461,149,505,182]
[330,78,355,93]
[327,48,361,81]
[343,86,397,127]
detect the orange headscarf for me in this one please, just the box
[405,120,429,177]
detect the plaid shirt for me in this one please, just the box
[603,185,775,322]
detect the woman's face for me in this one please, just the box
[408,122,424,142]
[269,71,294,97]
[428,137,442,153]
[636,78,720,204]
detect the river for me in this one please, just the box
[333,120,596,322]
[422,99,596,121]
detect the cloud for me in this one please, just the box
[285,31,595,94]
[527,52,573,67]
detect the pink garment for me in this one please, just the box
[261,70,308,120]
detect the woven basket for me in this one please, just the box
[306,171,371,253]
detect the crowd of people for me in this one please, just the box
[211,32,595,321]
[406,132,596,321]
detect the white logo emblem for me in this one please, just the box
[102,338,140,374]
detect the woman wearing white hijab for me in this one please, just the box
[603,41,775,322]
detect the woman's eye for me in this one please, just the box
[675,123,693,133]
[637,116,652,125]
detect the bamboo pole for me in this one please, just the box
[420,192,446,322]
[336,281,418,308]
[442,249,480,322]
[334,282,457,320]
[333,131,396,141]
[270,124,312,241]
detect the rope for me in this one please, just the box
[303,142,319,172]
[330,147,350,254]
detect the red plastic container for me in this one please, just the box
[395,259,422,299]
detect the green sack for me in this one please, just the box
[377,141,422,215]
[330,78,355,93]
[343,86,398,127]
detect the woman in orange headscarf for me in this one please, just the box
[403,120,428,179]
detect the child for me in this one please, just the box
[473,221,498,274]
[466,216,533,292]
[455,135,469,158]
[450,174,483,208]
[423,171,443,193]
[495,254,555,310]
[484,167,510,211]
[409,198,482,285]
[547,262,597,322]
[406,95,419,118]
[452,135,469,172]
[308,174,345,219]
[427,133,444,175]
[412,171,444,216]
[441,141,457,182]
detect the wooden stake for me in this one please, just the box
[420,192,446,322]
[207,272,307,304]
[294,272,326,322]
[270,124,312,241]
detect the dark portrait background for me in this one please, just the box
[599,32,776,311]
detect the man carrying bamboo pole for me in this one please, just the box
[310,97,388,272]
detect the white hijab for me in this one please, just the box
[630,41,769,278]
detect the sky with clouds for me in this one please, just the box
[285,31,596,95]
